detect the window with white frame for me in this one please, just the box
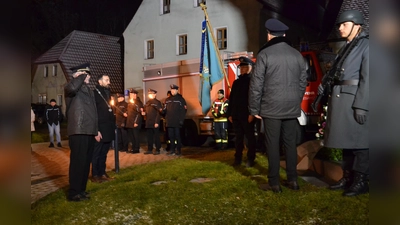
[194,0,206,7]
[160,0,170,14]
[52,65,57,76]
[44,66,48,77]
[38,94,47,104]
[177,34,187,55]
[145,40,155,59]
[57,94,63,106]
[216,27,228,50]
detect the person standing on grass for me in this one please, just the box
[323,10,369,197]
[126,88,144,154]
[143,88,163,155]
[211,89,229,150]
[227,57,257,168]
[46,99,62,148]
[64,63,97,202]
[115,93,128,152]
[91,74,116,184]
[163,84,187,156]
[249,19,307,193]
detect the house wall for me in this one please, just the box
[31,63,67,115]
[123,0,262,96]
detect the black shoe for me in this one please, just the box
[283,180,300,190]
[342,172,369,197]
[144,151,152,154]
[153,151,160,155]
[260,184,282,193]
[246,160,255,168]
[68,194,89,202]
[329,170,353,190]
[166,152,176,156]
[49,143,54,148]
[128,150,140,154]
[80,191,90,198]
[57,143,62,147]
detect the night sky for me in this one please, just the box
[31,0,142,60]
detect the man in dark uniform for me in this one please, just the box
[91,74,115,183]
[115,93,128,152]
[322,10,369,197]
[249,19,307,193]
[162,91,173,152]
[227,57,257,167]
[126,89,144,154]
[144,88,162,155]
[64,63,98,201]
[163,84,187,156]
[211,89,229,150]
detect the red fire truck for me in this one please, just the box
[142,50,334,146]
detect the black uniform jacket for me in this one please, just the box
[93,85,115,142]
[64,74,98,136]
[226,73,251,120]
[164,94,187,128]
[126,97,144,128]
[144,98,162,128]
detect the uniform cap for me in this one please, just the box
[239,57,255,66]
[116,93,124,98]
[336,9,364,25]
[70,63,91,74]
[129,88,138,94]
[265,18,289,36]
[148,88,157,94]
[50,99,56,103]
[170,84,179,90]
[218,89,224,95]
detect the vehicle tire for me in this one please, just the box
[181,119,199,146]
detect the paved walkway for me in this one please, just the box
[31,140,176,204]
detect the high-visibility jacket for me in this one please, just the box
[211,97,229,122]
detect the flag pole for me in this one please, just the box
[200,3,231,92]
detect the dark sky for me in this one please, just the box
[31,0,142,60]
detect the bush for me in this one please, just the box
[316,147,342,162]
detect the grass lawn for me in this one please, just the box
[31,150,369,224]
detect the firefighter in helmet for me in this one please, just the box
[211,89,229,149]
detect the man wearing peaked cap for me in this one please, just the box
[170,84,179,90]
[265,18,289,36]
[249,17,307,193]
[126,88,144,154]
[64,61,98,201]
[148,88,157,94]
[70,63,91,74]
[163,83,187,155]
[239,57,255,67]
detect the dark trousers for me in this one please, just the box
[127,127,141,151]
[214,121,228,144]
[147,128,161,152]
[342,149,369,174]
[68,135,94,198]
[263,117,298,186]
[92,141,111,177]
[233,118,256,161]
[167,127,182,153]
[117,127,128,151]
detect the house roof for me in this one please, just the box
[34,30,123,94]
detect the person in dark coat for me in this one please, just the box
[144,89,162,155]
[249,19,307,193]
[163,84,187,156]
[115,93,128,152]
[323,10,369,197]
[46,99,62,147]
[227,57,257,167]
[91,74,116,183]
[64,63,98,201]
[126,89,144,154]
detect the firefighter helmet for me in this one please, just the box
[336,10,364,25]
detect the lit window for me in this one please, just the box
[44,66,48,77]
[52,65,57,76]
[161,0,170,14]
[178,34,187,55]
[216,27,227,50]
[146,40,154,59]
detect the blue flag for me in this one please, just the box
[199,20,224,115]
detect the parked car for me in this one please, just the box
[31,103,47,125]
